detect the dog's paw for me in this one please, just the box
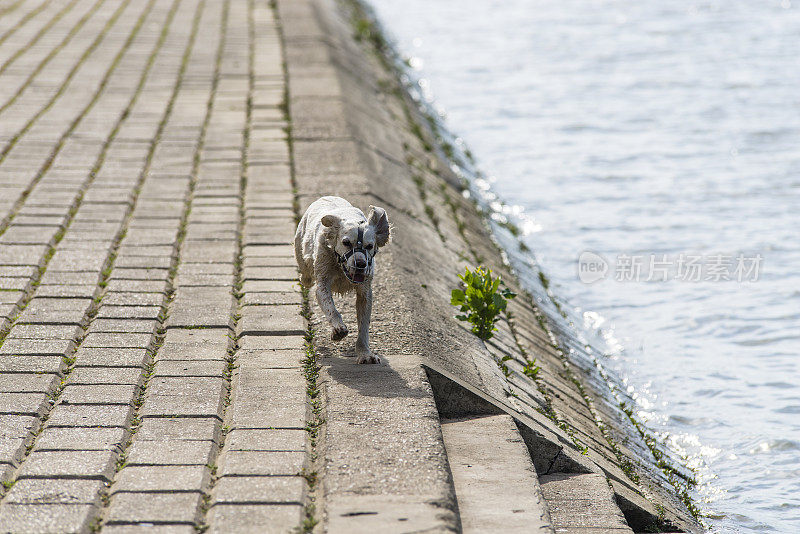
[356,351,381,364]
[331,324,348,341]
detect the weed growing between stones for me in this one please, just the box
[451,266,516,341]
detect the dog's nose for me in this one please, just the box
[354,257,367,269]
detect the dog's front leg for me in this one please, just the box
[355,284,380,364]
[316,282,348,341]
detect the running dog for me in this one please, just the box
[294,196,390,364]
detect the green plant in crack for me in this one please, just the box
[451,266,516,341]
[522,358,540,380]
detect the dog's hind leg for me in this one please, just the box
[316,282,348,341]
[355,284,380,364]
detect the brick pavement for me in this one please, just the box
[0,1,306,531]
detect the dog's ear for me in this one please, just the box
[367,205,390,247]
[321,214,340,229]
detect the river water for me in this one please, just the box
[367,0,800,531]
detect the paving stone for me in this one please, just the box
[136,417,221,443]
[238,335,305,351]
[113,466,210,493]
[109,268,171,280]
[0,373,59,393]
[231,368,306,428]
[237,305,304,336]
[126,440,217,466]
[0,435,27,466]
[214,476,305,504]
[243,255,296,268]
[163,328,232,345]
[180,242,238,263]
[237,349,304,369]
[207,503,303,533]
[156,342,230,362]
[174,273,235,286]
[103,292,165,306]
[241,280,299,293]
[17,302,91,325]
[60,384,138,405]
[81,333,153,349]
[243,266,298,280]
[106,492,203,525]
[97,305,162,320]
[0,291,25,306]
[153,360,227,377]
[167,288,236,328]
[177,263,235,276]
[48,250,108,271]
[69,367,143,385]
[242,244,292,258]
[3,479,105,505]
[39,271,101,286]
[148,376,225,397]
[0,357,59,377]
[0,503,95,533]
[0,244,49,266]
[106,279,169,293]
[35,427,126,452]
[141,394,225,419]
[45,404,133,428]
[0,267,38,278]
[115,255,173,269]
[103,525,196,534]
[219,451,306,477]
[0,415,40,446]
[72,347,149,367]
[226,429,306,452]
[0,338,75,356]
[87,319,158,334]
[0,393,50,416]
[35,285,100,299]
[17,450,117,481]
[243,292,302,305]
[8,324,82,340]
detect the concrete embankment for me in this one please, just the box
[0,0,700,531]
[279,0,702,531]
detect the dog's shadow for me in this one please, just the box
[317,345,430,400]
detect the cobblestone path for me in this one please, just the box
[0,1,306,531]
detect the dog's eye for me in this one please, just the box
[342,239,351,247]
[365,244,373,250]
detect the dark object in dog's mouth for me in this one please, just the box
[346,269,366,284]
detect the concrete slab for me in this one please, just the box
[539,473,633,533]
[441,415,553,533]
[321,353,458,532]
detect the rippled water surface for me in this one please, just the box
[367,0,800,531]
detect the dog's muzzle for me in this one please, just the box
[336,226,375,284]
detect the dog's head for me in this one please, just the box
[322,205,390,284]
